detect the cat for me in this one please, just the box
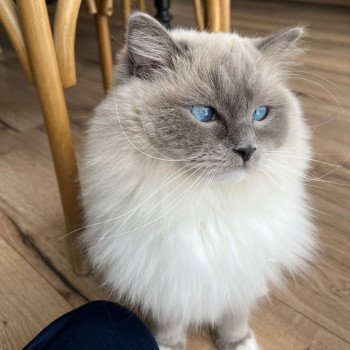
[80,12,316,350]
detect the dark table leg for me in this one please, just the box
[154,0,172,29]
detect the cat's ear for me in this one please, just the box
[126,13,178,77]
[254,27,304,58]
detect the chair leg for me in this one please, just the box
[122,0,132,25]
[154,0,172,29]
[17,0,88,275]
[53,0,82,88]
[204,0,221,32]
[0,0,33,82]
[95,12,113,92]
[220,0,231,32]
[86,0,98,15]
[138,0,146,11]
[192,0,205,31]
[100,0,113,16]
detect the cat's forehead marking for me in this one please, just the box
[178,42,257,113]
[174,34,259,85]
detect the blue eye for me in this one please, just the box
[191,106,215,122]
[252,106,269,121]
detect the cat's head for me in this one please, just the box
[114,13,308,182]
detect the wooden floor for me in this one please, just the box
[0,1,349,349]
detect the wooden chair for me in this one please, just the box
[0,0,230,274]
[193,0,231,32]
[0,0,143,274]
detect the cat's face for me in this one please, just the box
[116,14,305,182]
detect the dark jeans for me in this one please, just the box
[24,301,159,350]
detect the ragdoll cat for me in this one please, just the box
[80,13,316,350]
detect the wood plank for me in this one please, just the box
[289,0,350,7]
[0,59,43,132]
[252,297,350,350]
[310,329,350,350]
[272,254,350,342]
[0,130,107,303]
[0,210,89,308]
[0,234,72,350]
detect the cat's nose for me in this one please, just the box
[233,145,256,162]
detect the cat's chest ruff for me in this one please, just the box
[88,171,313,325]
[139,179,298,269]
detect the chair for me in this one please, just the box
[0,0,231,274]
[0,0,144,274]
[193,0,231,32]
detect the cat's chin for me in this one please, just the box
[215,166,254,184]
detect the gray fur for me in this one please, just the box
[114,13,304,179]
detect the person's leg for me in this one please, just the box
[24,301,159,350]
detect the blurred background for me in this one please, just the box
[0,0,349,349]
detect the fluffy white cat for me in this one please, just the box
[80,13,316,350]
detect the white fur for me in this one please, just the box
[81,94,315,328]
[80,27,316,340]
[236,335,259,350]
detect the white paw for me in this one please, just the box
[236,334,259,350]
[158,346,173,350]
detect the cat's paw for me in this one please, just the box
[216,332,259,350]
[158,345,174,350]
[235,334,259,350]
[154,323,186,350]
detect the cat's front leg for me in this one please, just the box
[215,313,259,350]
[153,322,187,350]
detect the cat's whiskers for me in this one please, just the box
[289,75,343,124]
[294,91,342,131]
[275,165,350,188]
[264,151,350,187]
[111,165,205,237]
[291,88,329,108]
[264,150,340,167]
[273,162,347,186]
[88,166,211,251]
[195,168,218,244]
[202,168,219,203]
[94,127,189,162]
[127,132,175,160]
[56,163,197,241]
[113,91,198,162]
[108,33,124,46]
[87,163,193,223]
[195,167,217,209]
[261,165,325,217]
[263,164,332,189]
[265,154,341,180]
[292,70,340,89]
[290,87,341,133]
[260,166,294,197]
[310,117,342,130]
[288,71,343,131]
[310,164,344,180]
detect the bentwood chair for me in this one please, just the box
[0,0,143,274]
[193,0,231,32]
[0,0,231,274]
